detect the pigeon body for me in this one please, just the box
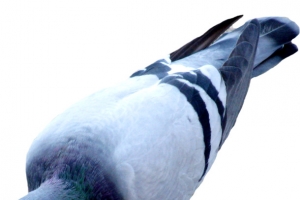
[21,16,299,200]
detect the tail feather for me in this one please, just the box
[253,17,299,69]
[253,42,298,77]
[171,16,298,73]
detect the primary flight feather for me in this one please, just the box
[20,15,299,200]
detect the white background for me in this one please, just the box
[0,1,299,199]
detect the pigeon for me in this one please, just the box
[20,15,299,200]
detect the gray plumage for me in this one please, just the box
[21,16,299,200]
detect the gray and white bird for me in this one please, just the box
[20,15,299,200]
